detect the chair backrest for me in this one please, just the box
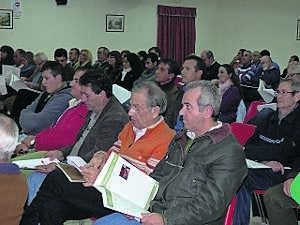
[224,196,237,225]
[230,122,257,146]
[243,101,265,123]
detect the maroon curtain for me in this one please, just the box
[157,5,196,64]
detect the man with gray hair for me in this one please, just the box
[94,80,247,225]
[0,114,27,225]
[20,81,175,225]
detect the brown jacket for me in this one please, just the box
[0,163,27,225]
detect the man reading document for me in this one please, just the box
[94,81,247,225]
[19,81,175,225]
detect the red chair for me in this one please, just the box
[230,122,268,224]
[224,196,237,225]
[243,101,265,123]
[230,122,257,146]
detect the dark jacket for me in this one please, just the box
[158,81,179,128]
[246,106,300,178]
[219,86,241,123]
[261,67,280,90]
[117,70,141,91]
[62,96,129,161]
[150,123,247,225]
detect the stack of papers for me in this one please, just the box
[246,159,291,169]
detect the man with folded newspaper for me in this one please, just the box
[19,81,175,225]
[233,78,300,225]
[94,80,247,225]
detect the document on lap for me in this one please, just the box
[246,159,291,170]
[93,151,159,218]
[13,157,59,169]
[56,156,87,183]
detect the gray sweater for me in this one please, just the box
[19,87,72,135]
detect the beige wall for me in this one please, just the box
[1,0,300,67]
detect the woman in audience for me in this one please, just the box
[214,64,242,123]
[137,50,147,70]
[0,45,15,74]
[106,50,123,84]
[117,52,143,90]
[79,49,93,68]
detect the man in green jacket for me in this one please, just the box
[264,172,300,225]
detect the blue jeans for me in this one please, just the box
[233,169,284,225]
[27,172,47,205]
[93,213,141,225]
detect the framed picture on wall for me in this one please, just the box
[0,9,13,29]
[297,20,300,40]
[106,14,125,32]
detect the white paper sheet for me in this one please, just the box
[113,84,131,103]
[13,157,59,169]
[93,152,159,218]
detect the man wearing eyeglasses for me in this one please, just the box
[234,79,300,225]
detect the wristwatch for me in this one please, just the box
[30,139,35,146]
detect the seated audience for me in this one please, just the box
[137,50,147,69]
[215,64,242,123]
[260,55,280,90]
[238,50,261,104]
[200,49,221,80]
[0,114,27,225]
[23,52,48,90]
[19,61,72,135]
[23,69,129,204]
[106,50,123,84]
[148,46,162,60]
[134,53,159,86]
[79,49,93,68]
[117,52,143,90]
[15,68,89,153]
[54,48,74,81]
[68,48,80,71]
[174,55,205,132]
[19,81,174,225]
[264,171,300,225]
[233,78,300,225]
[0,45,14,74]
[94,80,247,225]
[281,55,299,78]
[20,51,36,78]
[155,58,180,128]
[9,52,48,125]
[93,47,110,72]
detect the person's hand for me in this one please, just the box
[283,178,294,197]
[141,213,164,225]
[14,143,29,155]
[211,79,219,86]
[45,150,64,161]
[81,153,107,186]
[263,161,285,175]
[81,165,100,187]
[36,162,57,174]
[21,135,35,146]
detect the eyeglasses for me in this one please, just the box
[275,90,298,96]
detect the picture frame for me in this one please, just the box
[106,14,125,32]
[0,9,13,29]
[297,19,300,40]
